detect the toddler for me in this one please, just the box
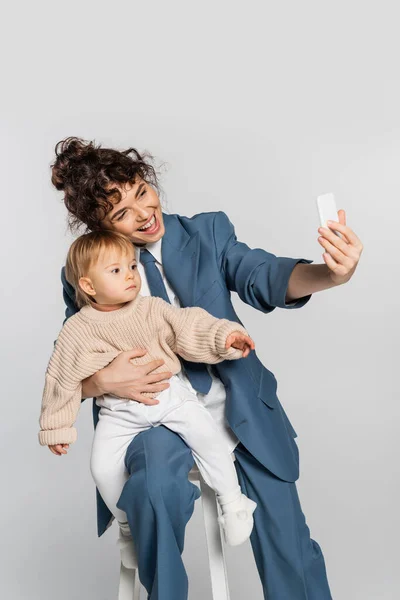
[38,230,257,567]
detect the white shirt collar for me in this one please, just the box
[135,237,163,265]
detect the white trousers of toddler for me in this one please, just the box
[90,374,241,524]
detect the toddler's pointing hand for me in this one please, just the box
[225,332,255,358]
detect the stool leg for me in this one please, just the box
[199,477,231,600]
[118,563,141,600]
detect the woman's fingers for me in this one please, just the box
[142,359,168,374]
[128,382,172,404]
[131,394,160,405]
[124,348,148,359]
[143,371,173,384]
[142,383,171,393]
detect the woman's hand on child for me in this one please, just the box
[225,332,255,357]
[94,348,173,405]
[48,444,69,456]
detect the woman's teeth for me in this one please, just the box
[138,215,156,231]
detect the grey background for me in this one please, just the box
[1,1,398,598]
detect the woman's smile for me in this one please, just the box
[137,213,160,235]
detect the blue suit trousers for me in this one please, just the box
[116,426,332,600]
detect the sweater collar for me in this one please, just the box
[79,294,142,323]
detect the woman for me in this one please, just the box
[53,137,363,600]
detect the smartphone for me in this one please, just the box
[316,193,342,239]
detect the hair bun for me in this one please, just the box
[51,137,93,190]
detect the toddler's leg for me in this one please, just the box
[90,407,149,568]
[90,410,136,523]
[163,400,257,546]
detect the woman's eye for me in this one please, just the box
[118,211,127,221]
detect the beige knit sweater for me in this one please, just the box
[38,294,248,446]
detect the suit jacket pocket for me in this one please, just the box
[258,367,278,409]
[194,279,223,310]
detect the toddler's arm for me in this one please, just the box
[38,319,120,447]
[39,375,83,446]
[160,301,253,364]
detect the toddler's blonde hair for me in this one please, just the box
[65,230,135,308]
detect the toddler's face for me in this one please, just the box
[80,247,141,305]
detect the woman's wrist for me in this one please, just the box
[82,370,107,399]
[95,368,111,395]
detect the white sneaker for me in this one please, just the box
[117,529,138,570]
[217,495,257,546]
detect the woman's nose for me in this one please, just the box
[136,207,151,221]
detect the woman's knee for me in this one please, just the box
[124,425,194,475]
[122,426,200,508]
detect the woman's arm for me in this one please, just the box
[80,349,173,405]
[286,213,363,300]
[213,211,314,312]
[81,371,104,399]
[213,211,362,308]
[285,263,337,303]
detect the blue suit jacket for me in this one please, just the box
[61,211,313,536]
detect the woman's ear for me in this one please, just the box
[78,276,96,297]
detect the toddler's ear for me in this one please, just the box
[78,276,96,297]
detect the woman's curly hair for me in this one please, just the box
[51,137,161,232]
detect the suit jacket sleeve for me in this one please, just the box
[61,266,79,324]
[213,211,313,313]
[59,267,92,403]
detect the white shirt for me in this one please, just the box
[135,239,239,453]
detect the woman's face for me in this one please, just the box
[102,178,165,245]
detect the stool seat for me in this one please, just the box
[118,463,232,599]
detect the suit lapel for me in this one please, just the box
[161,212,200,307]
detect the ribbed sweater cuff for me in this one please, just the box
[39,427,77,446]
[215,322,249,359]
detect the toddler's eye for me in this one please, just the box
[111,268,120,274]
[130,264,137,270]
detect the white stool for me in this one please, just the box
[118,463,231,600]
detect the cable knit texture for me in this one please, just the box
[38,294,248,446]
